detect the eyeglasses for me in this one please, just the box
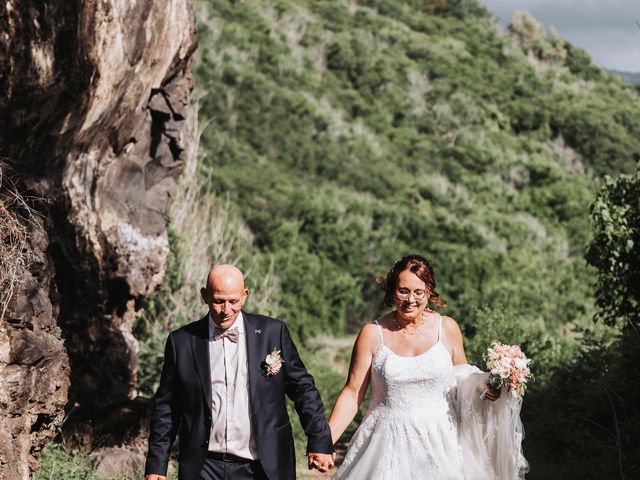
[395,289,428,301]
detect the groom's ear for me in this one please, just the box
[200,287,208,303]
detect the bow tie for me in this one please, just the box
[214,326,239,342]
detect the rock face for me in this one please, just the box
[0,1,198,478]
[0,210,70,480]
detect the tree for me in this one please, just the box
[587,163,640,330]
[585,163,640,478]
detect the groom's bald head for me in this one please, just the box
[201,264,249,329]
[205,264,245,294]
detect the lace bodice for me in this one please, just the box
[369,314,456,410]
[369,342,457,416]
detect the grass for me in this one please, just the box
[36,444,99,480]
[36,443,179,480]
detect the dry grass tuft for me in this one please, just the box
[0,166,33,323]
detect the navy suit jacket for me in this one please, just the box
[144,311,334,480]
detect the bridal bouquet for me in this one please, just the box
[482,342,532,398]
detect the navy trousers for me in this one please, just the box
[198,457,270,480]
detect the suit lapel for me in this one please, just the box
[190,314,212,412]
[243,311,261,410]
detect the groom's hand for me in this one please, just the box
[144,475,166,480]
[306,452,336,472]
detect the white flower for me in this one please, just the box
[514,358,528,370]
[266,350,280,365]
[264,348,284,376]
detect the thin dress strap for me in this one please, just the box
[436,313,443,342]
[374,320,384,346]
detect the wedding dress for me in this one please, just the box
[333,316,528,480]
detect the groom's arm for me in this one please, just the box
[145,334,181,477]
[280,322,335,455]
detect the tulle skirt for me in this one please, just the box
[333,365,528,480]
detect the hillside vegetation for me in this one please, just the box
[130,1,640,479]
[193,0,638,334]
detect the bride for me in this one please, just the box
[328,254,528,479]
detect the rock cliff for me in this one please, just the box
[0,1,198,477]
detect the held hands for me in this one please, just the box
[306,452,336,473]
[144,475,166,480]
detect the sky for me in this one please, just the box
[478,0,640,72]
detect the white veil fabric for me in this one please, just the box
[453,364,529,480]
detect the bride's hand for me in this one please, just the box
[481,384,501,401]
[307,452,335,472]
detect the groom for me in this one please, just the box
[144,264,335,480]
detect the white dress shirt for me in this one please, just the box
[208,312,257,459]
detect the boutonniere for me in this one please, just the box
[263,348,284,376]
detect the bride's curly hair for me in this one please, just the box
[380,254,447,308]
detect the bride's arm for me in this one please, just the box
[441,315,468,365]
[327,324,379,443]
[443,315,500,401]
